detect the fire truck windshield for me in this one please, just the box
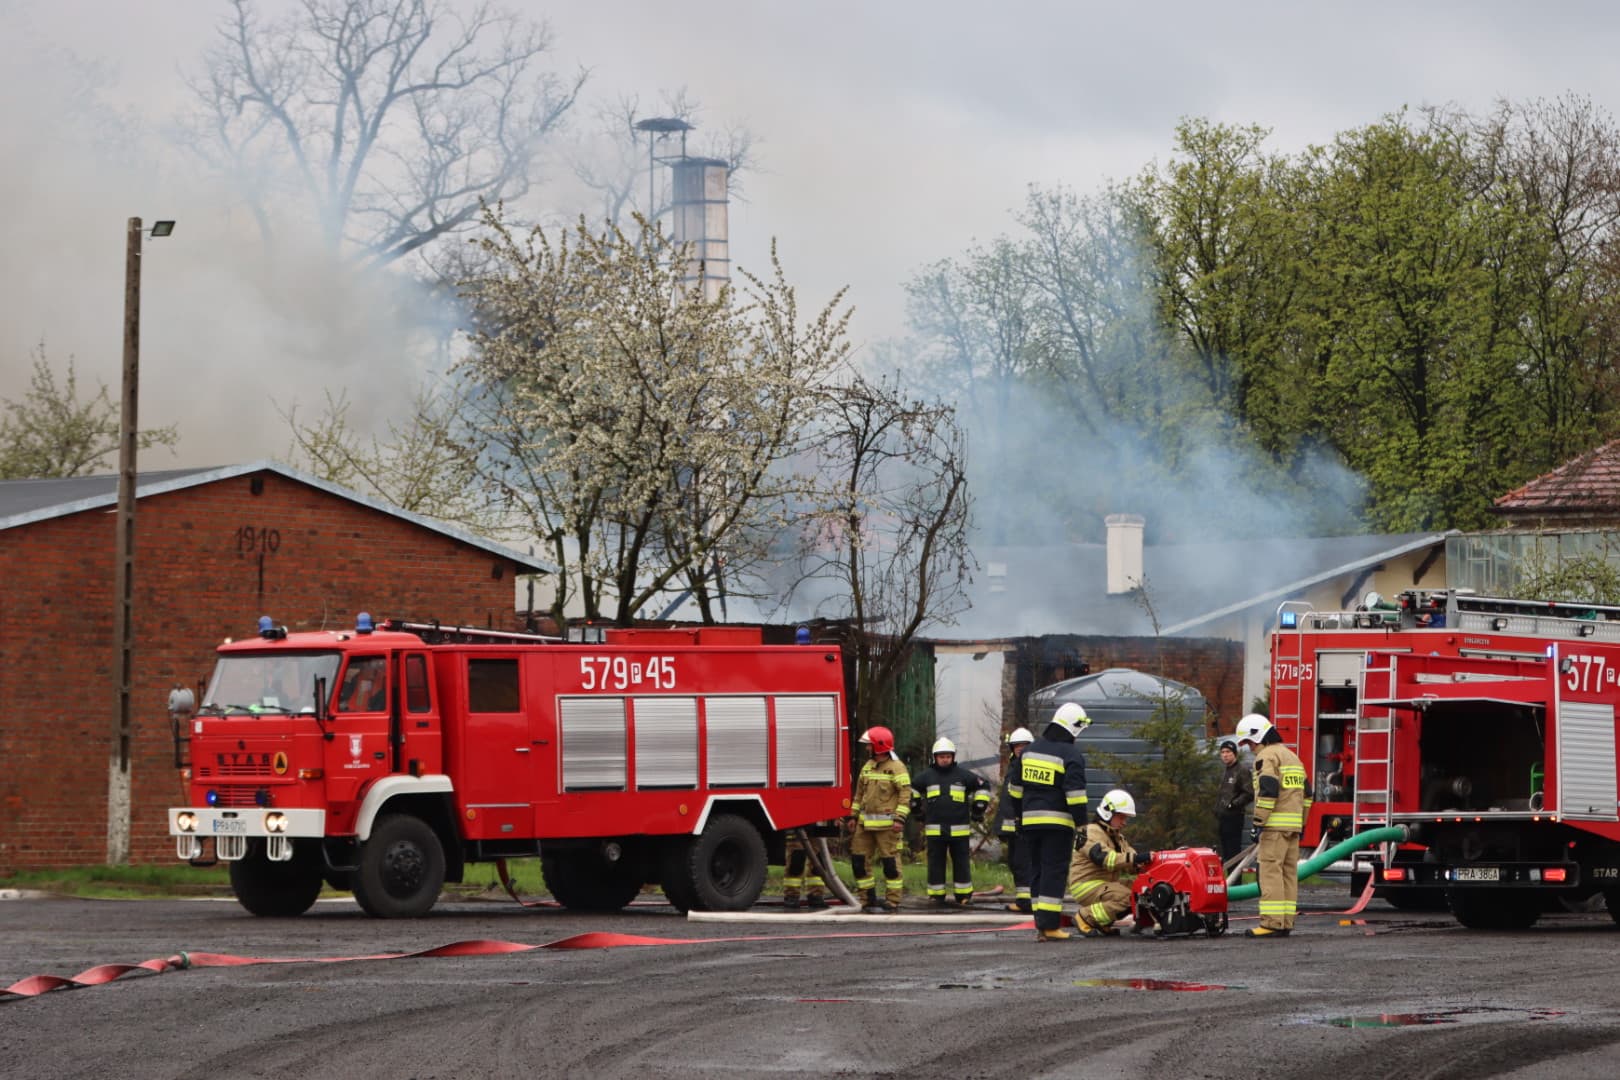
[201,653,340,716]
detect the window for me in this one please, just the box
[405,654,432,714]
[467,658,520,713]
[338,656,388,713]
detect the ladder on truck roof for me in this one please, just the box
[1443,590,1620,643]
[381,619,563,645]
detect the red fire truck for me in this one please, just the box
[168,614,850,918]
[1270,589,1620,928]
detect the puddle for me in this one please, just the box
[1073,978,1239,992]
[1303,1007,1566,1028]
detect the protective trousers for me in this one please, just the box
[1257,829,1300,930]
[1072,879,1132,930]
[1025,825,1074,932]
[925,835,974,900]
[1008,833,1032,906]
[849,825,904,910]
[782,842,824,901]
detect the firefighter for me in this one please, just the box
[994,726,1036,913]
[1068,788,1153,937]
[911,737,991,906]
[1235,713,1309,938]
[1009,702,1090,942]
[781,831,828,911]
[1215,738,1254,864]
[849,725,910,913]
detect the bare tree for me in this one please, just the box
[795,373,975,728]
[0,342,179,479]
[278,383,507,535]
[184,0,585,268]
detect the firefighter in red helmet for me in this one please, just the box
[850,725,910,913]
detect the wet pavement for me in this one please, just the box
[3,892,1620,1078]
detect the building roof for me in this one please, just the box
[0,461,555,575]
[1494,438,1620,515]
[931,531,1453,641]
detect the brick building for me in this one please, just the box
[0,462,550,873]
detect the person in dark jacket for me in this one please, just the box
[1215,738,1254,864]
[1008,703,1090,942]
[912,737,991,905]
[993,726,1036,913]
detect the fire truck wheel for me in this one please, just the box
[541,851,642,912]
[352,813,446,918]
[683,814,768,912]
[228,840,324,917]
[1445,887,1540,930]
[657,839,700,913]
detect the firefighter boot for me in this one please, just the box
[1073,912,1105,939]
[1036,927,1073,942]
[1244,926,1291,938]
[862,890,885,915]
[782,888,802,911]
[806,893,828,911]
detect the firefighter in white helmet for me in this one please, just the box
[994,726,1037,913]
[911,736,991,906]
[1009,702,1092,941]
[1235,713,1308,938]
[1068,788,1153,936]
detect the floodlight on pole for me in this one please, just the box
[149,220,176,238]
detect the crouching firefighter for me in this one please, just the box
[849,725,910,913]
[1010,703,1091,941]
[1236,713,1309,938]
[912,737,991,906]
[1068,789,1154,937]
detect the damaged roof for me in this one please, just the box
[945,531,1453,640]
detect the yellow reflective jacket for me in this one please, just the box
[1252,742,1310,833]
[853,756,912,830]
[1067,821,1140,901]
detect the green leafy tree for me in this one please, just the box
[0,343,178,479]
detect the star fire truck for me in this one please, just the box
[1271,588,1620,929]
[167,615,850,918]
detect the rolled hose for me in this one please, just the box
[1227,825,1407,901]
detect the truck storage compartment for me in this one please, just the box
[1416,701,1544,812]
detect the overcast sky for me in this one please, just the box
[5,0,1620,466]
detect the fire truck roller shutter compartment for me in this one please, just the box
[774,695,839,785]
[706,697,769,786]
[1559,701,1618,821]
[633,696,699,789]
[560,697,628,791]
[1387,699,1549,814]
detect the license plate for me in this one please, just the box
[211,818,247,835]
[1453,866,1499,882]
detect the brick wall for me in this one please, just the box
[0,470,526,872]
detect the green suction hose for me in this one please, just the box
[1227,825,1407,901]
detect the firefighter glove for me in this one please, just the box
[1132,850,1153,868]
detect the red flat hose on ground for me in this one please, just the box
[1,922,1034,1002]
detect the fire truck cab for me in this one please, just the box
[168,615,850,918]
[1271,589,1620,929]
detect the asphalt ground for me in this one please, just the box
[4,887,1620,1079]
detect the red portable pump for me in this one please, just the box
[1131,847,1228,937]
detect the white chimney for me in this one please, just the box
[1105,514,1145,595]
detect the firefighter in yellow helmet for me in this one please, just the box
[1236,713,1309,937]
[911,736,991,906]
[1068,788,1153,936]
[849,726,910,913]
[1009,702,1091,941]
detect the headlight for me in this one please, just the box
[176,812,197,832]
[264,812,288,833]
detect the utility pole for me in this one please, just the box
[109,217,173,863]
[109,216,142,864]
